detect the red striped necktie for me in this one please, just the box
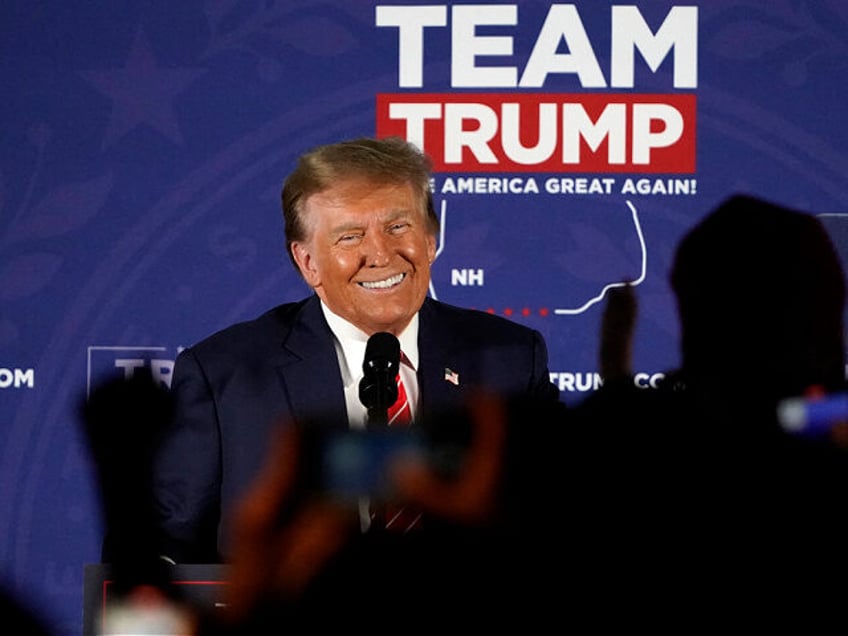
[387,373,412,427]
[375,372,422,532]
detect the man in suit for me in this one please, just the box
[152,136,561,563]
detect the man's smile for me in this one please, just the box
[359,273,406,290]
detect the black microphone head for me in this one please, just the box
[359,332,400,413]
[362,331,400,375]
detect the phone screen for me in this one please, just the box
[318,428,425,501]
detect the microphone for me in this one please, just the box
[778,392,848,435]
[359,332,400,429]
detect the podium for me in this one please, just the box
[82,564,229,636]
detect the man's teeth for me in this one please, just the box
[360,273,405,289]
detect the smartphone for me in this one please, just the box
[315,428,426,501]
[778,392,848,435]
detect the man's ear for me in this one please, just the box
[291,242,320,288]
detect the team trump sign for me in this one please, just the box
[375,4,698,173]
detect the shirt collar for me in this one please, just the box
[319,301,419,386]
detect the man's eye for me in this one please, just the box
[338,234,362,244]
[389,222,410,233]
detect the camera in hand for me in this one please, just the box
[317,427,424,501]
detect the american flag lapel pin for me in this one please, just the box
[444,367,460,386]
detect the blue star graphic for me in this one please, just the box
[81,29,205,148]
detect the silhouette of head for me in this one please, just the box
[670,194,846,402]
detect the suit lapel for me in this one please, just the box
[418,298,465,417]
[275,295,349,430]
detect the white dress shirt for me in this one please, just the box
[319,301,420,429]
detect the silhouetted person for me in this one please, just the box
[81,368,176,598]
[671,193,846,422]
[570,195,848,624]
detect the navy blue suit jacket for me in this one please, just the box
[153,294,560,562]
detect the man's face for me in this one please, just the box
[291,177,437,336]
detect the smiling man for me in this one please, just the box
[151,137,561,564]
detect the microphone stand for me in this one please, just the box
[358,333,400,532]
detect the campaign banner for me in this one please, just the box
[2,2,847,633]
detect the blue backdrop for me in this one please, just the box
[2,1,848,633]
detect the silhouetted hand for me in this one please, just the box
[81,368,175,594]
[223,423,355,624]
[390,390,507,526]
[599,282,637,381]
[218,393,512,632]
